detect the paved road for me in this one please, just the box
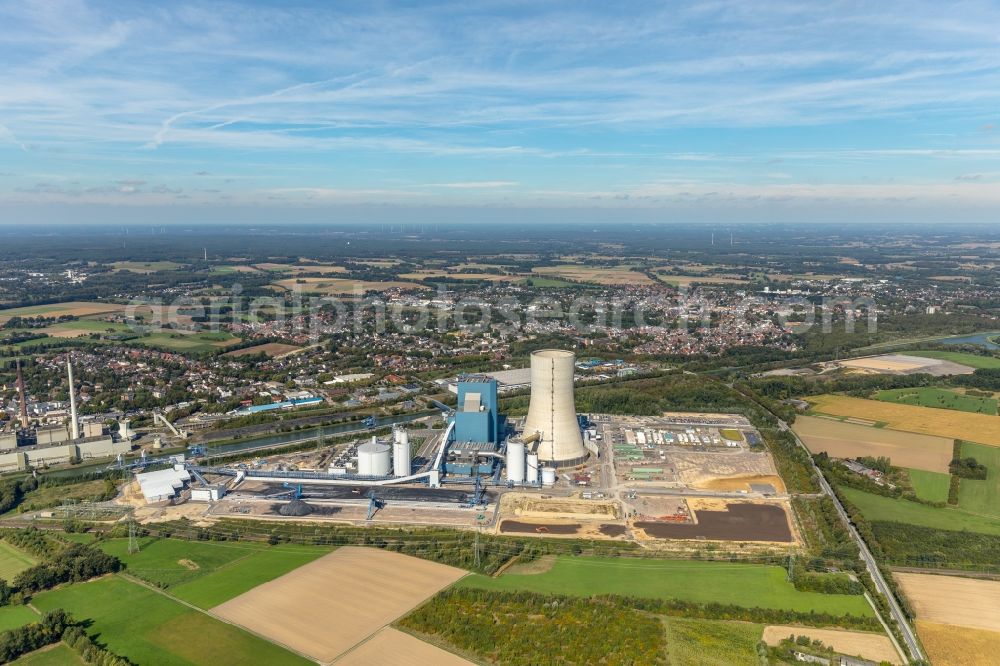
[777,418,925,662]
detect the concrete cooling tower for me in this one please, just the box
[523,349,587,466]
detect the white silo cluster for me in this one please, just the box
[357,436,391,476]
[506,440,525,483]
[523,349,587,466]
[393,426,411,477]
[526,453,539,484]
[357,429,413,478]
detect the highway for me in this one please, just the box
[776,418,925,662]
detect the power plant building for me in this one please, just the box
[523,349,588,466]
[453,376,500,444]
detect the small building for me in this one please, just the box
[191,485,226,502]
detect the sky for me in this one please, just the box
[1,0,1000,225]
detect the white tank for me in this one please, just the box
[357,441,391,476]
[393,436,411,477]
[523,349,586,466]
[541,466,556,486]
[526,453,539,484]
[506,440,525,483]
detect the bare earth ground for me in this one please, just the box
[693,473,786,493]
[916,621,1000,666]
[895,573,1000,632]
[809,394,1000,445]
[762,626,900,665]
[212,546,466,664]
[333,627,474,665]
[792,416,953,473]
[668,449,778,486]
[835,354,974,376]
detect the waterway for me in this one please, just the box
[938,332,1000,350]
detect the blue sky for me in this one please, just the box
[2,0,1000,224]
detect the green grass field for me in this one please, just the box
[111,261,186,273]
[128,330,240,353]
[841,487,1000,535]
[0,541,37,580]
[906,350,1000,369]
[875,387,997,414]
[457,557,872,617]
[663,617,763,666]
[43,319,131,334]
[12,644,83,665]
[0,604,40,632]
[907,469,952,503]
[99,537,331,607]
[31,576,309,666]
[957,441,1000,519]
[520,277,576,287]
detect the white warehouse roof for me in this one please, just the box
[136,466,190,502]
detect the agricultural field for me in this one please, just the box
[957,441,1000,519]
[0,603,40,632]
[398,270,520,282]
[224,342,302,358]
[792,415,953,473]
[916,621,1000,666]
[270,276,425,294]
[30,576,310,665]
[211,264,262,274]
[11,644,83,665]
[833,353,973,376]
[0,540,37,580]
[906,350,1000,369]
[531,265,654,286]
[110,261,186,273]
[255,263,347,275]
[907,469,952,503]
[336,627,473,666]
[664,617,763,666]
[761,626,900,665]
[129,330,240,353]
[40,318,132,338]
[895,572,1000,633]
[655,273,747,287]
[875,387,997,415]
[808,394,1000,447]
[840,487,1000,535]
[98,537,331,607]
[457,557,873,616]
[212,547,466,663]
[0,301,126,323]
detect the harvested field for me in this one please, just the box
[532,265,654,285]
[398,270,520,282]
[916,621,1000,666]
[635,503,792,542]
[808,394,1000,445]
[224,343,302,358]
[656,274,747,286]
[334,627,473,665]
[213,547,465,663]
[271,277,425,295]
[762,626,900,665]
[895,573,1000,632]
[792,415,952,473]
[835,353,974,376]
[694,474,786,493]
[0,301,125,322]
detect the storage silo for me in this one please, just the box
[541,466,556,486]
[526,453,539,484]
[393,429,411,477]
[506,440,525,483]
[357,440,391,476]
[523,349,587,466]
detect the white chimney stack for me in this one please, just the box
[67,360,80,440]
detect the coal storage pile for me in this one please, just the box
[279,499,314,516]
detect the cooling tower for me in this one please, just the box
[523,349,587,466]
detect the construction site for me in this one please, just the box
[72,349,798,549]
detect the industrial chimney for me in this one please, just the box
[15,360,28,429]
[523,349,586,466]
[67,360,80,440]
